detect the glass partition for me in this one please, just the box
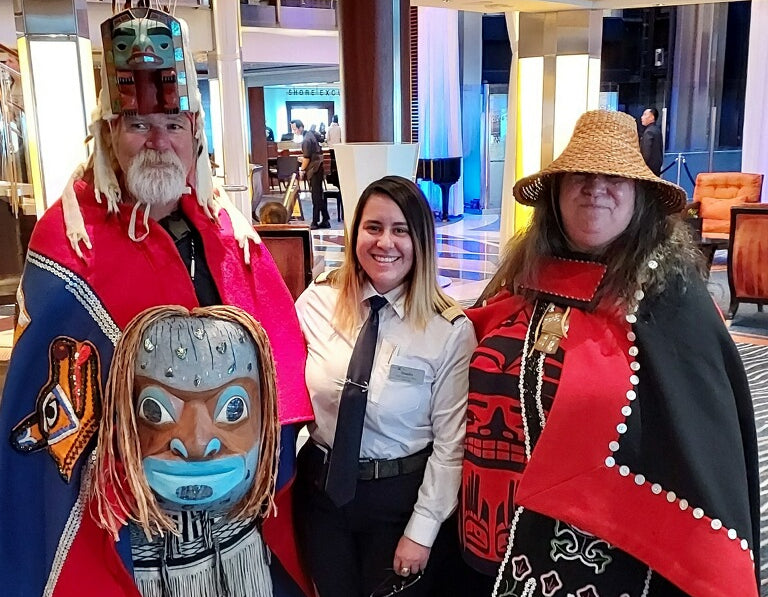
[0,54,33,215]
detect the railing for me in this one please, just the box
[659,149,743,198]
[240,0,337,30]
[0,46,34,217]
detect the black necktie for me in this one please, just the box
[325,295,388,506]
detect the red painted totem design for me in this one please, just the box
[460,308,564,572]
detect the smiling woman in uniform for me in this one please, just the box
[294,175,477,597]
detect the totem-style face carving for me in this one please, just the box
[136,376,262,510]
[11,337,102,482]
[135,316,262,512]
[460,310,563,567]
[101,8,189,115]
[112,17,175,71]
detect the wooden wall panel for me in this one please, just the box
[338,0,411,143]
[247,86,269,192]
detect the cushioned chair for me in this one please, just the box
[726,204,768,319]
[693,172,763,235]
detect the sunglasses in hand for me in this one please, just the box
[369,568,424,597]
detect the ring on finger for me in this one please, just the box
[400,566,411,575]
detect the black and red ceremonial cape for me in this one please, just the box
[460,256,760,597]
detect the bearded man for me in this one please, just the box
[0,7,313,597]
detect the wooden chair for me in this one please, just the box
[323,149,343,221]
[254,224,319,301]
[693,172,763,235]
[726,204,768,319]
[266,142,279,190]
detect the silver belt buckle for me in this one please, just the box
[373,459,380,479]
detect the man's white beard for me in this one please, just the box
[125,149,187,207]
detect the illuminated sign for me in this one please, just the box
[287,88,339,97]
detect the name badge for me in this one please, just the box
[389,364,425,384]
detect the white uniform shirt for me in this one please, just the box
[295,281,477,547]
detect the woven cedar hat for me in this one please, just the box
[513,110,687,214]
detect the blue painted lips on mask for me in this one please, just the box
[143,446,258,511]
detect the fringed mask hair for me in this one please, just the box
[91,305,280,539]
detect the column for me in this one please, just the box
[500,10,601,244]
[742,0,768,200]
[338,0,410,143]
[460,11,483,211]
[15,0,96,216]
[247,86,268,193]
[210,1,250,218]
[667,4,728,153]
[417,7,463,215]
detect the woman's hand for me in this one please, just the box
[392,535,431,576]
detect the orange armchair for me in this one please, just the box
[693,172,763,234]
[727,204,768,319]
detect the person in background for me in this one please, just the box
[259,200,290,224]
[310,123,324,143]
[640,107,663,175]
[326,114,342,146]
[460,110,759,597]
[266,125,275,142]
[295,175,477,596]
[0,7,313,597]
[292,118,330,230]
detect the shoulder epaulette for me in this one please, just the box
[440,305,466,324]
[314,269,335,285]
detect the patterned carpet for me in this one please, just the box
[737,342,768,595]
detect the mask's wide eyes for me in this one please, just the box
[138,396,175,424]
[215,395,249,424]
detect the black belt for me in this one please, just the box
[307,440,431,481]
[358,447,431,481]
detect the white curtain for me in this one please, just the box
[742,0,768,201]
[417,7,464,215]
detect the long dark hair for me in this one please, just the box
[480,175,705,309]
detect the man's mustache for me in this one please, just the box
[133,149,184,169]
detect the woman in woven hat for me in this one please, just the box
[458,110,759,597]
